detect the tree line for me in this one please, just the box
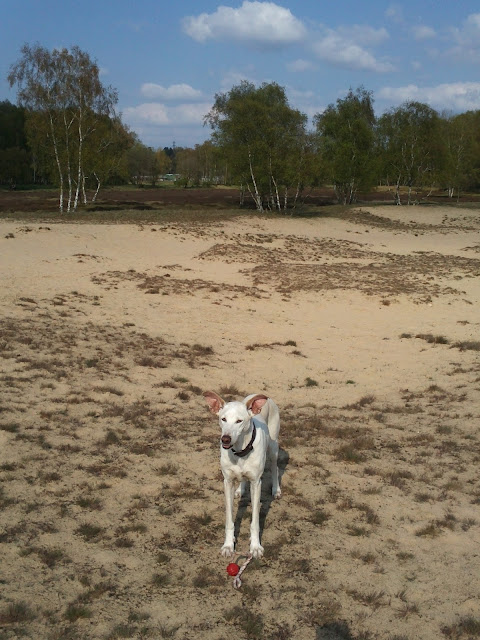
[206,82,480,211]
[3,44,480,211]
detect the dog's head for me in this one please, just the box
[204,391,268,450]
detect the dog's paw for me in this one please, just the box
[221,543,235,558]
[272,487,282,499]
[250,543,264,559]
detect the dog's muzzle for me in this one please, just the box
[221,435,232,449]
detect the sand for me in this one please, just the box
[0,205,479,639]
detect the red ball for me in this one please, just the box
[226,563,240,576]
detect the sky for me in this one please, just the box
[1,0,480,149]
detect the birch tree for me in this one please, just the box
[8,43,120,211]
[314,87,376,205]
[205,81,309,212]
[377,101,443,204]
[439,111,480,200]
[82,115,134,200]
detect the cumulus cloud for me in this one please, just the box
[182,1,306,47]
[220,69,257,89]
[412,25,436,40]
[385,4,403,23]
[141,83,203,101]
[378,82,480,111]
[287,58,315,72]
[123,102,212,127]
[312,25,393,72]
[123,103,169,126]
[449,13,480,61]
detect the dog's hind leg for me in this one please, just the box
[235,480,246,498]
[269,439,282,499]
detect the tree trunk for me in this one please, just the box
[248,149,263,212]
[82,173,88,204]
[49,112,64,213]
[392,174,402,205]
[63,113,74,212]
[92,172,101,202]
[239,184,245,207]
[271,173,281,211]
[74,119,83,211]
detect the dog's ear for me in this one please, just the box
[246,394,268,415]
[204,391,225,414]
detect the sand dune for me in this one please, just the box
[1,205,479,639]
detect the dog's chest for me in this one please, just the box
[221,444,267,482]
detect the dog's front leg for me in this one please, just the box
[249,478,264,558]
[221,478,235,557]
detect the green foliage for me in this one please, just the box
[0,101,33,185]
[314,86,377,204]
[206,81,312,211]
[377,101,443,203]
[8,43,132,209]
[439,111,480,198]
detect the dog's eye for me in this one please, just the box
[221,417,227,422]
[236,419,242,424]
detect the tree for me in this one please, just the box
[439,111,480,200]
[154,148,171,181]
[377,101,443,204]
[127,141,155,185]
[314,87,377,205]
[82,115,134,200]
[8,43,121,211]
[205,81,309,212]
[0,100,33,185]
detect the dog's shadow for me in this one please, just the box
[233,447,289,545]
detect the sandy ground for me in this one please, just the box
[1,205,480,640]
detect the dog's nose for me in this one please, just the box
[221,435,231,446]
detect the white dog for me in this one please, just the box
[204,391,281,559]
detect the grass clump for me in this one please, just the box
[442,616,480,638]
[75,522,104,542]
[0,601,35,624]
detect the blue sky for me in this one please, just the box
[1,0,480,148]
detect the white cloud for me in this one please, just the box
[141,83,203,101]
[337,25,389,47]
[449,13,480,61]
[378,82,480,111]
[123,102,212,127]
[182,1,306,47]
[124,103,169,126]
[412,25,436,40]
[220,69,256,89]
[288,87,314,100]
[312,26,393,72]
[385,4,403,23]
[287,58,315,72]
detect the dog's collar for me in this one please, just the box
[232,422,256,458]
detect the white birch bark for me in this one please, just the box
[82,173,87,204]
[63,112,74,212]
[248,148,263,212]
[92,172,101,202]
[49,112,64,213]
[73,114,83,211]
